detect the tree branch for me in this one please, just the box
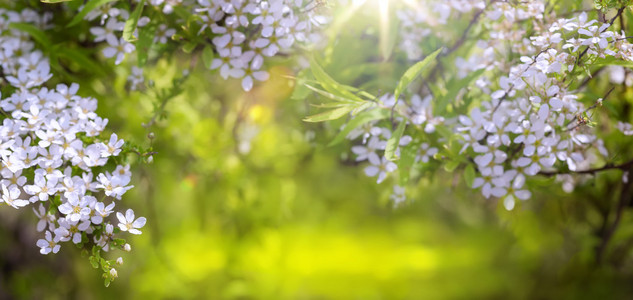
[424,1,492,85]
[447,5,488,54]
[539,158,633,177]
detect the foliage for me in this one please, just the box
[1,0,633,299]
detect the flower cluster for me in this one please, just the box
[76,0,327,92]
[326,2,633,208]
[398,0,544,65]
[346,94,439,186]
[459,10,633,210]
[195,0,327,91]
[86,6,144,65]
[0,8,144,281]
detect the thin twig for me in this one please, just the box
[424,0,493,86]
[487,47,551,117]
[128,150,158,157]
[539,158,633,176]
[447,6,488,53]
[564,86,614,131]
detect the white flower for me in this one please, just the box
[1,184,29,209]
[494,174,532,211]
[117,209,146,235]
[58,193,91,222]
[364,156,397,184]
[100,133,124,157]
[127,66,145,91]
[36,231,61,255]
[102,36,135,65]
[90,18,124,43]
[231,61,270,92]
[472,167,503,199]
[33,203,54,232]
[24,174,58,202]
[390,185,406,206]
[154,24,176,44]
[416,143,438,163]
[351,136,385,162]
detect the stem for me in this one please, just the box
[539,158,633,176]
[564,86,614,132]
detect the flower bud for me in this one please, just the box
[116,257,124,265]
[123,243,131,252]
[110,268,118,278]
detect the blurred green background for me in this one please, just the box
[3,1,633,299]
[0,56,629,300]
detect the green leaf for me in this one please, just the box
[398,140,421,185]
[310,102,352,109]
[123,0,146,42]
[100,258,109,272]
[350,101,374,115]
[304,106,354,122]
[304,83,360,104]
[444,160,460,172]
[434,68,485,115]
[90,260,100,269]
[182,41,197,54]
[8,23,52,49]
[393,47,442,101]
[464,164,475,187]
[137,23,155,67]
[41,0,75,3]
[329,109,389,146]
[309,56,365,103]
[202,45,215,69]
[89,256,99,269]
[67,0,119,27]
[385,121,406,161]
